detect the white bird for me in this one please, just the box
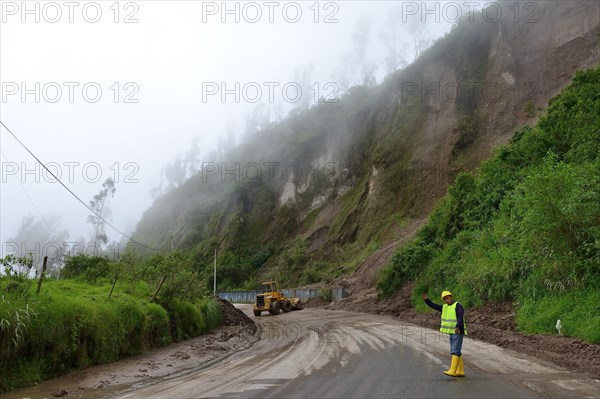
[556,319,562,336]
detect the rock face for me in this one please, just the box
[471,0,600,153]
[294,0,599,253]
[351,0,597,226]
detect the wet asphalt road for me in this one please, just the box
[248,339,534,399]
[115,306,598,399]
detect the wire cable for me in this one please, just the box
[1,149,55,233]
[0,120,162,252]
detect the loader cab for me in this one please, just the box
[262,281,277,294]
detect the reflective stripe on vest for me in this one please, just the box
[440,302,467,335]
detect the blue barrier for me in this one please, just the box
[217,287,347,304]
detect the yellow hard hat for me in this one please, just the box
[441,290,453,299]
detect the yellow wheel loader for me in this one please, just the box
[253,281,304,316]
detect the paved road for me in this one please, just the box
[116,306,599,399]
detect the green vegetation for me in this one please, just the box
[378,67,600,342]
[3,6,595,393]
[0,253,222,392]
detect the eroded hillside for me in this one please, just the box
[132,1,599,290]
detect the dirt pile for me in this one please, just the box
[303,296,330,309]
[219,299,257,331]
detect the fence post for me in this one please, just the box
[151,275,167,302]
[36,256,48,295]
[108,273,118,299]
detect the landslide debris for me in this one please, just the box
[324,283,600,379]
[219,298,257,333]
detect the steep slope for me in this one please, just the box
[330,67,600,378]
[378,66,599,324]
[132,1,599,290]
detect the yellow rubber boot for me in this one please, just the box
[443,355,459,376]
[455,356,465,377]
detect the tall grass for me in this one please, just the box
[198,298,223,331]
[516,288,600,343]
[0,296,38,377]
[0,279,222,392]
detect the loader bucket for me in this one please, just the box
[290,297,304,310]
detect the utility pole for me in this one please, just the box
[213,236,225,297]
[213,247,217,296]
[36,256,48,294]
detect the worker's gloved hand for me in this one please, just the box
[421,292,428,300]
[454,328,460,334]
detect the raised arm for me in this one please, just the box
[421,292,443,312]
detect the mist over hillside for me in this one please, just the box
[131,1,599,290]
[3,1,600,393]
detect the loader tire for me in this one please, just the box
[282,300,292,312]
[269,302,280,315]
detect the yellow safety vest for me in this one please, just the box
[440,302,467,335]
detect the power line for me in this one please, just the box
[0,120,162,253]
[1,149,55,233]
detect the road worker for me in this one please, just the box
[421,290,466,377]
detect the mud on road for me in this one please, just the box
[111,306,600,398]
[319,216,600,381]
[324,283,600,380]
[4,299,599,399]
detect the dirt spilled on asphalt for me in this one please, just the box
[325,282,600,380]
[2,300,258,399]
[317,223,600,380]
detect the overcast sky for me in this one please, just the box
[1,0,460,257]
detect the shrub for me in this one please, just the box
[377,239,435,298]
[61,254,111,283]
[142,303,171,349]
[162,299,203,342]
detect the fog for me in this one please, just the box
[0,0,462,259]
